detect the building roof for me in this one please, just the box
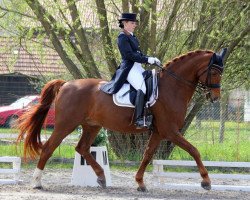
[0,37,65,76]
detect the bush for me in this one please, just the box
[92,128,108,146]
[77,127,107,146]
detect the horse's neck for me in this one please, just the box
[170,53,210,82]
[165,52,212,83]
[160,52,212,105]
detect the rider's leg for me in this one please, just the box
[127,63,147,128]
[127,62,146,94]
[134,89,146,127]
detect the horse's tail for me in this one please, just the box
[17,79,66,160]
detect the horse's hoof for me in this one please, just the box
[201,181,211,190]
[137,186,148,192]
[97,177,106,189]
[33,186,43,190]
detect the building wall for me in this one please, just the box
[0,73,39,105]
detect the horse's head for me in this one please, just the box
[197,48,227,103]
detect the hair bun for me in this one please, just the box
[118,21,124,28]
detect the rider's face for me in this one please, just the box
[123,21,137,33]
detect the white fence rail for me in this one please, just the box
[153,160,250,192]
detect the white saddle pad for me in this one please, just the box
[113,69,158,108]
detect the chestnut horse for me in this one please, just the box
[17,49,226,191]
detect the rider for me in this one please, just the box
[101,13,161,128]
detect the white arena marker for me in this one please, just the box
[71,146,112,187]
[0,156,21,185]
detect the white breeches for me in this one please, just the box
[127,62,146,94]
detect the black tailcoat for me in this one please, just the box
[100,32,148,94]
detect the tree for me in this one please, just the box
[0,0,249,158]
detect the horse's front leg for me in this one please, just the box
[135,131,162,192]
[170,132,211,190]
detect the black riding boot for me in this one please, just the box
[134,90,146,128]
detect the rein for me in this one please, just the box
[165,68,197,89]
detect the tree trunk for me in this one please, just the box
[136,0,151,53]
[122,0,129,12]
[66,0,101,78]
[219,92,229,143]
[130,0,139,14]
[199,6,217,49]
[95,0,117,75]
[223,25,250,62]
[187,1,207,49]
[25,0,83,79]
[215,4,249,51]
[158,0,182,60]
[148,0,157,55]
[108,130,152,160]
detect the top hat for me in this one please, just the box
[118,13,138,22]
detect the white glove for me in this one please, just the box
[154,57,161,66]
[148,57,155,64]
[148,57,161,65]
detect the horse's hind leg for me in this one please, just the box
[135,131,162,192]
[75,124,106,187]
[33,126,74,189]
[170,132,211,190]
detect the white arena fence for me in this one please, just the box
[153,160,250,192]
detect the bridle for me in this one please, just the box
[196,63,223,101]
[196,63,223,89]
[156,54,223,99]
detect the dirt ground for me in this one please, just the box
[0,168,249,200]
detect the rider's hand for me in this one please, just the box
[148,57,161,66]
[154,57,161,66]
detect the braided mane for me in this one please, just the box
[163,50,213,68]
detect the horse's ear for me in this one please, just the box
[219,48,227,61]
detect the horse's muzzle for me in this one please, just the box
[206,91,220,103]
[211,96,219,103]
